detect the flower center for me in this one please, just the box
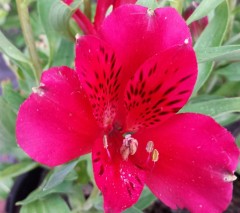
[120,134,138,161]
[102,132,160,168]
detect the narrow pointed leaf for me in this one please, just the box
[1,81,25,112]
[123,206,142,213]
[37,0,60,67]
[20,195,71,213]
[52,38,74,67]
[217,62,240,81]
[0,31,30,65]
[193,1,229,94]
[0,97,17,151]
[43,160,79,190]
[134,187,156,210]
[196,45,240,63]
[136,0,159,9]
[17,182,73,205]
[0,161,38,181]
[49,1,81,40]
[187,0,224,24]
[0,31,36,91]
[181,97,240,118]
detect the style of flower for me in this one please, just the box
[16,4,239,213]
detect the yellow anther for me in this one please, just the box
[151,149,159,163]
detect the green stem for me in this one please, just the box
[82,185,100,211]
[16,0,42,83]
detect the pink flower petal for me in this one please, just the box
[124,45,197,132]
[99,5,192,81]
[75,36,123,129]
[134,113,239,213]
[16,67,100,166]
[92,134,145,213]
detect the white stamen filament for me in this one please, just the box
[103,134,111,159]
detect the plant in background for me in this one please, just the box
[183,1,208,42]
[0,0,240,213]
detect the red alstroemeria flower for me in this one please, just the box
[16,5,239,213]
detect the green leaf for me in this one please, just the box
[17,181,73,205]
[0,97,17,151]
[181,97,240,118]
[20,195,71,213]
[75,160,91,184]
[214,113,240,126]
[136,0,159,9]
[1,81,25,112]
[193,1,229,94]
[0,179,13,199]
[38,0,60,67]
[52,38,74,67]
[214,82,240,97]
[49,1,81,40]
[187,0,224,24]
[169,0,184,13]
[0,31,35,81]
[42,160,79,191]
[0,30,30,65]
[217,62,240,81]
[0,30,38,93]
[196,45,240,63]
[123,206,142,213]
[134,187,156,210]
[0,161,38,181]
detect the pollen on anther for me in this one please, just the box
[152,149,159,162]
[146,141,154,153]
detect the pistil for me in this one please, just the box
[120,134,138,160]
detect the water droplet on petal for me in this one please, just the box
[184,38,189,44]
